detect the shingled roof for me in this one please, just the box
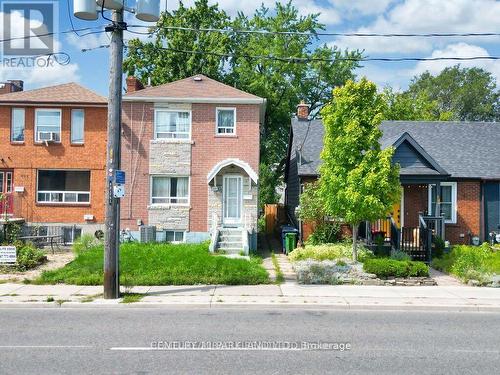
[289,119,500,180]
[0,82,107,105]
[124,74,264,103]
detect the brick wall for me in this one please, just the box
[190,103,260,232]
[0,105,107,224]
[403,184,428,227]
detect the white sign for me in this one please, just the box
[0,246,16,265]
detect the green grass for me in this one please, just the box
[121,293,144,303]
[432,243,500,283]
[35,242,269,285]
[271,253,285,284]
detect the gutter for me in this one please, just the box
[123,96,265,105]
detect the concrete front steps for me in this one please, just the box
[215,228,245,255]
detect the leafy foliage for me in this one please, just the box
[123,0,361,207]
[16,245,47,272]
[318,79,401,261]
[363,259,429,278]
[406,66,500,121]
[72,234,103,255]
[305,222,342,246]
[289,242,373,263]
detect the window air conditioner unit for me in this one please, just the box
[38,131,56,142]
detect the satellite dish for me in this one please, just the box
[96,0,124,10]
[73,0,98,20]
[136,0,160,22]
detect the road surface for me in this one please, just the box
[0,307,499,374]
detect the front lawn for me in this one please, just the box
[36,242,269,285]
[432,243,500,284]
[289,242,374,263]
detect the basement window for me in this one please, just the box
[165,230,185,243]
[37,170,91,204]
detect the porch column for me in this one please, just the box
[435,181,441,218]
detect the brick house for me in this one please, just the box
[0,81,108,241]
[121,75,265,252]
[285,104,500,252]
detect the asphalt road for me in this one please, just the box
[0,308,499,374]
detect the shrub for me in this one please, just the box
[73,234,102,255]
[432,236,445,259]
[363,258,429,278]
[306,222,342,245]
[390,250,411,261]
[289,242,373,263]
[257,215,266,233]
[16,245,47,271]
[449,244,491,278]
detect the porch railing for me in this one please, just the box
[420,214,445,240]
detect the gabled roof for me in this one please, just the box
[288,119,500,180]
[124,74,265,104]
[0,83,107,105]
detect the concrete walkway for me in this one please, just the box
[429,267,464,286]
[1,283,499,311]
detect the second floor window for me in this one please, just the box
[216,108,236,135]
[155,110,190,139]
[151,176,189,205]
[71,109,85,144]
[35,109,61,142]
[11,108,25,142]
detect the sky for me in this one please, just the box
[1,0,500,96]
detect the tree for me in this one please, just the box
[319,79,401,262]
[406,65,500,121]
[123,0,362,207]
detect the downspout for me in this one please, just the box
[480,180,485,242]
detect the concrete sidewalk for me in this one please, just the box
[1,282,500,311]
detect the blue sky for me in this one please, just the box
[1,0,500,96]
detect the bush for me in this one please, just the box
[363,258,429,278]
[289,242,373,263]
[432,236,445,259]
[306,222,342,245]
[16,245,47,271]
[390,250,411,261]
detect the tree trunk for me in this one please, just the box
[352,223,358,263]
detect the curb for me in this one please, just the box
[1,301,500,313]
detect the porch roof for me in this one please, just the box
[207,159,258,183]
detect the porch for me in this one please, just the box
[207,159,259,254]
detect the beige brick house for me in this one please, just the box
[121,75,265,253]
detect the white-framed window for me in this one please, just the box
[71,109,85,144]
[151,176,189,205]
[35,109,61,142]
[165,230,185,243]
[216,108,236,135]
[428,182,457,224]
[154,110,191,139]
[11,108,25,142]
[37,170,91,204]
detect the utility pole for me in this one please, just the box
[103,9,125,299]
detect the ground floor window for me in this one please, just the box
[165,230,185,243]
[37,170,91,204]
[428,182,457,223]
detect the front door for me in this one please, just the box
[223,175,243,225]
[390,187,404,228]
[0,170,14,216]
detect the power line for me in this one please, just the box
[127,25,500,38]
[66,0,81,37]
[0,27,105,44]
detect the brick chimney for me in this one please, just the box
[297,101,310,121]
[0,80,24,95]
[126,76,144,93]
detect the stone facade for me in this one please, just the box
[149,140,192,175]
[148,205,190,231]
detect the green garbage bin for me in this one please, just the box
[285,232,297,254]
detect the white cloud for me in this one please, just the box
[412,43,500,82]
[0,12,80,89]
[333,0,500,54]
[328,0,395,17]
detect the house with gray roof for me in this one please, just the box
[285,104,500,246]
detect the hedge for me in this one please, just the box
[363,258,429,278]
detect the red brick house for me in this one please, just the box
[121,75,265,252]
[285,104,500,257]
[0,81,108,241]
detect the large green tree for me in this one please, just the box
[406,65,500,121]
[319,79,401,262]
[123,0,361,207]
